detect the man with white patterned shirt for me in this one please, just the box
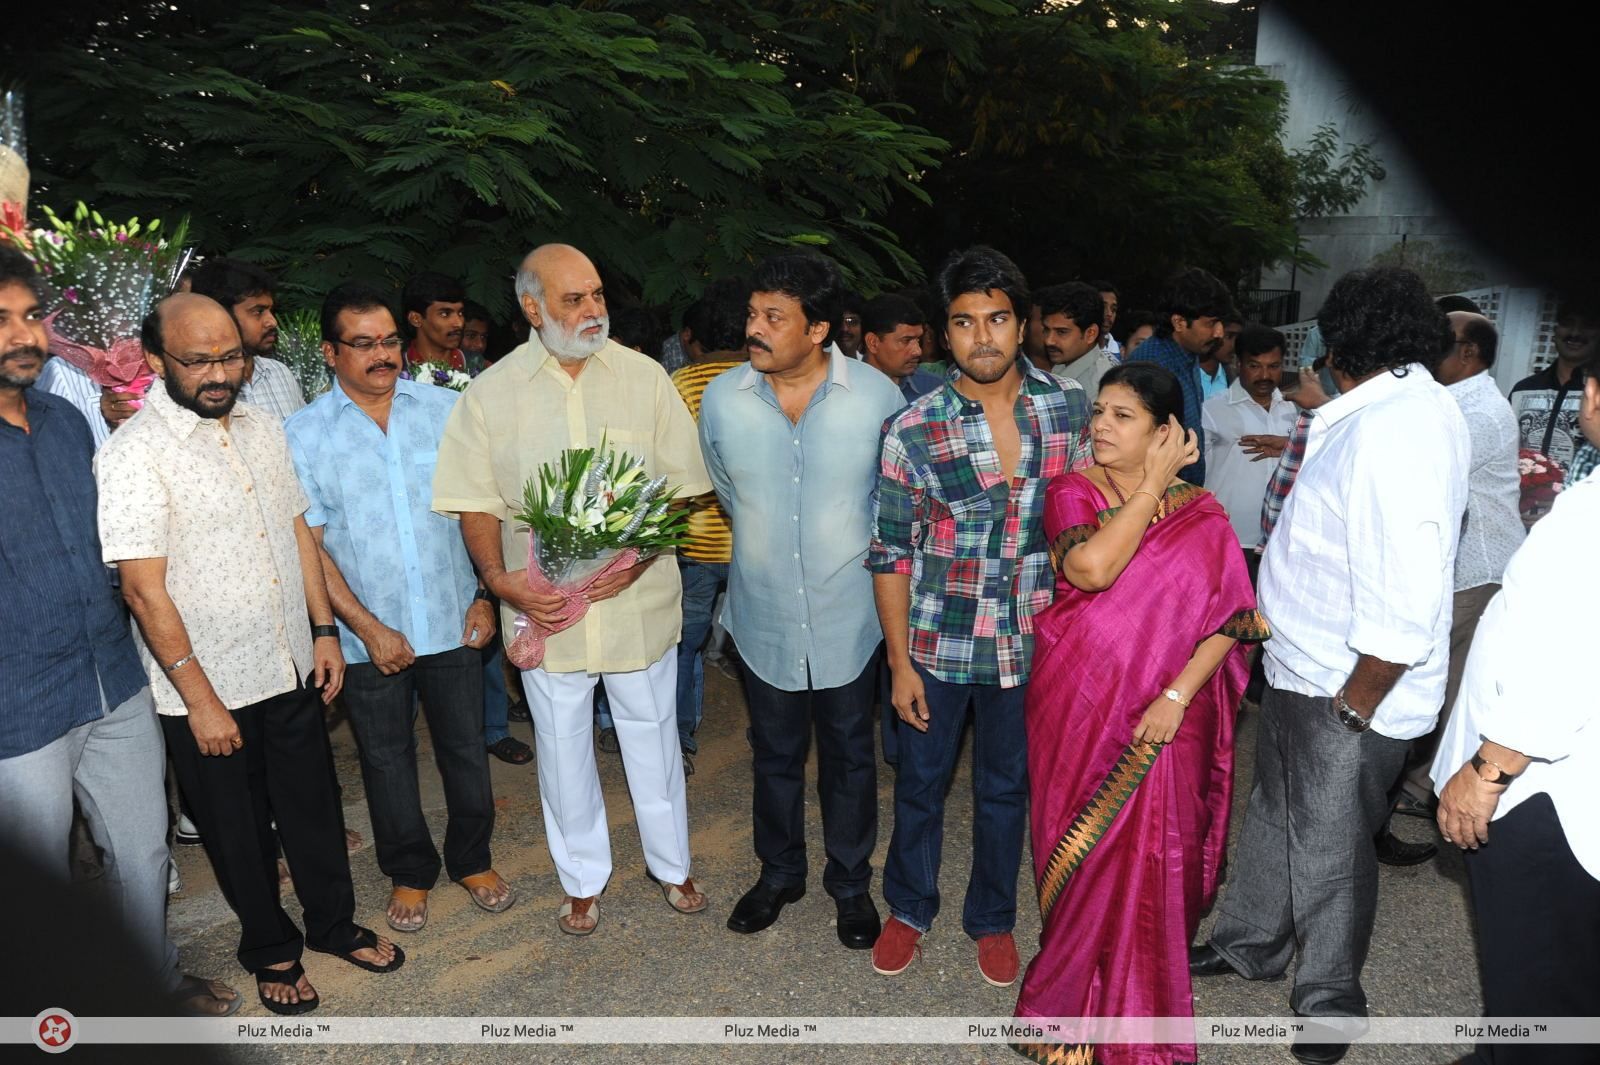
[98,292,400,1014]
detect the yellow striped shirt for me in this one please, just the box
[672,359,742,563]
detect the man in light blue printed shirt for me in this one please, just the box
[284,283,513,935]
[699,252,905,952]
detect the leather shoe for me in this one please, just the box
[1291,1040,1349,1064]
[726,880,805,934]
[1188,942,1238,977]
[834,894,880,950]
[1374,828,1437,866]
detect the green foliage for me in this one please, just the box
[1292,121,1385,221]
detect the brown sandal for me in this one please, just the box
[386,886,429,933]
[556,895,598,935]
[459,871,517,914]
[659,876,707,914]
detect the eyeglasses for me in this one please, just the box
[162,350,248,373]
[335,336,404,354]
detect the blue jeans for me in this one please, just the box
[675,559,728,754]
[481,639,511,744]
[882,661,1028,939]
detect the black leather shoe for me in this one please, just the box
[1188,942,1238,977]
[726,881,805,934]
[1374,829,1437,866]
[1290,1040,1349,1064]
[834,894,881,950]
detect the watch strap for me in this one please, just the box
[1471,752,1520,784]
[311,624,340,640]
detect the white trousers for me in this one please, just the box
[520,648,690,897]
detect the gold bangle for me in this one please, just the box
[1133,489,1162,507]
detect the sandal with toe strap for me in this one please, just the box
[557,895,599,936]
[307,925,406,973]
[173,974,242,1018]
[386,886,429,933]
[254,962,319,1016]
[459,871,517,914]
[648,872,708,914]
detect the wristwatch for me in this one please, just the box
[473,586,495,602]
[311,624,340,640]
[1333,690,1372,733]
[1471,752,1520,786]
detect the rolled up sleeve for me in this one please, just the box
[867,426,919,575]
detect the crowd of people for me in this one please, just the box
[0,231,1596,1065]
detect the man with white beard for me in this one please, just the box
[431,244,712,937]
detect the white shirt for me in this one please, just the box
[1259,365,1469,740]
[96,388,314,714]
[38,357,110,450]
[1202,382,1300,546]
[1446,371,1524,592]
[1101,335,1122,361]
[241,356,306,423]
[1430,468,1600,877]
[1050,349,1118,398]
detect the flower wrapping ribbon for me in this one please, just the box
[504,542,641,670]
[46,312,155,406]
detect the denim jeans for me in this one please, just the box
[676,559,728,754]
[481,639,511,744]
[342,646,495,889]
[882,661,1028,938]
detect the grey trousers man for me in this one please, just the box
[1206,687,1408,1016]
[0,685,181,992]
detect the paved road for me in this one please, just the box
[168,668,1480,1064]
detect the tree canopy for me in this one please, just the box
[15,0,1331,316]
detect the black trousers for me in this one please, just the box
[1466,791,1600,1065]
[163,680,359,972]
[342,646,495,890]
[741,651,878,899]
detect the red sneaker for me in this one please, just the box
[871,916,923,976]
[977,932,1019,987]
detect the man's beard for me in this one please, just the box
[955,345,1016,385]
[165,371,240,419]
[0,345,46,388]
[538,311,610,361]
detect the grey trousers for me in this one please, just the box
[0,686,180,993]
[1208,685,1408,1016]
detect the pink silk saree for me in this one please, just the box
[1013,473,1266,1065]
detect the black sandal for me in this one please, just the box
[255,962,319,1016]
[173,974,242,1018]
[487,736,533,764]
[308,925,406,974]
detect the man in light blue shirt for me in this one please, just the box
[699,253,905,952]
[284,282,513,935]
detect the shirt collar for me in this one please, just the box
[508,330,620,381]
[146,380,248,440]
[1315,363,1429,429]
[1226,379,1287,408]
[734,348,852,392]
[1446,369,1490,397]
[331,376,416,411]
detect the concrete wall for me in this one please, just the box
[1255,3,1509,316]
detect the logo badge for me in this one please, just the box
[33,1009,78,1054]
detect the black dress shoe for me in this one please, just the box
[1291,1039,1350,1064]
[726,881,805,934]
[1188,942,1238,977]
[834,894,881,950]
[1374,828,1437,866]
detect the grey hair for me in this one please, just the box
[514,259,544,308]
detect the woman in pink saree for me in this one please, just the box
[1014,364,1267,1065]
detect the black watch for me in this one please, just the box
[473,586,494,602]
[1471,753,1520,786]
[311,624,340,640]
[1333,690,1372,733]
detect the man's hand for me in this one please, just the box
[461,599,496,649]
[1437,762,1505,850]
[889,660,930,733]
[188,696,242,757]
[588,557,656,603]
[492,569,568,627]
[100,388,140,431]
[1240,434,1289,462]
[312,636,345,703]
[362,624,416,675]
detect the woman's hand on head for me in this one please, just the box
[1142,415,1198,487]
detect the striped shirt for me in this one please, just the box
[38,356,111,450]
[672,358,741,564]
[241,356,306,422]
[868,362,1094,688]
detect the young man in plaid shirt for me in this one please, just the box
[868,246,1093,987]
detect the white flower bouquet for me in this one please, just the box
[504,436,689,669]
[404,360,473,392]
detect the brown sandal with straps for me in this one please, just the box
[659,876,707,914]
[557,895,599,935]
[386,886,429,933]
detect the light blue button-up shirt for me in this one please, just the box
[699,351,906,691]
[284,379,477,665]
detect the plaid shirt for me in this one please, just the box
[868,362,1093,688]
[1258,408,1312,548]
[1571,442,1599,484]
[1129,335,1205,484]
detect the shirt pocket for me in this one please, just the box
[921,491,991,560]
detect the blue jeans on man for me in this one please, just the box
[881,661,1029,938]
